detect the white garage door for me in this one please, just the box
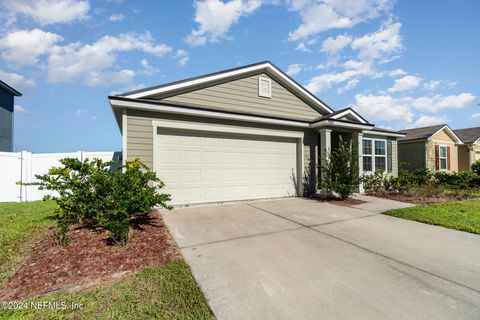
[155,130,298,205]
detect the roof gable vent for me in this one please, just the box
[258,76,272,98]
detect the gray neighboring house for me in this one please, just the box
[0,80,21,152]
[454,127,480,171]
[109,61,405,205]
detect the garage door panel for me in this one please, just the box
[155,130,299,205]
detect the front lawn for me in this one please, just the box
[0,201,56,286]
[1,260,213,320]
[384,198,480,234]
[0,200,213,319]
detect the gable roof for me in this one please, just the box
[313,107,370,124]
[117,61,333,115]
[0,80,21,96]
[399,124,462,144]
[454,127,480,144]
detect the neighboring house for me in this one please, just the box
[109,61,405,205]
[454,127,480,171]
[398,124,463,172]
[0,80,21,152]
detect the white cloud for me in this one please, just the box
[140,59,159,75]
[411,93,475,112]
[0,70,36,94]
[186,0,262,46]
[423,79,457,90]
[349,93,414,124]
[388,68,407,77]
[47,32,171,85]
[287,0,394,40]
[423,80,441,91]
[14,105,32,116]
[387,75,421,93]
[174,49,189,67]
[286,63,303,76]
[337,78,359,94]
[471,113,480,119]
[2,0,89,25]
[0,29,63,66]
[413,115,447,128]
[320,34,352,55]
[108,13,125,22]
[351,20,402,62]
[305,59,378,93]
[295,42,311,52]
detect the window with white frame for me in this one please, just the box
[363,138,387,172]
[439,144,448,170]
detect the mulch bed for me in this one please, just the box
[324,197,366,207]
[0,210,180,301]
[367,190,473,204]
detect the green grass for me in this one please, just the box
[0,201,213,319]
[384,198,480,234]
[0,201,57,285]
[0,260,213,320]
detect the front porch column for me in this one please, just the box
[355,132,364,193]
[468,146,475,171]
[319,128,332,196]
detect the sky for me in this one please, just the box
[0,0,479,152]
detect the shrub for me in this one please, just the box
[472,160,480,176]
[33,157,172,245]
[320,136,360,200]
[363,170,384,192]
[433,171,480,189]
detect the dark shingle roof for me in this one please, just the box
[398,124,446,142]
[0,80,21,96]
[454,127,480,144]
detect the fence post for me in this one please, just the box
[19,151,32,202]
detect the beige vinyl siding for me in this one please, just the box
[398,141,426,172]
[159,73,322,121]
[426,129,458,172]
[125,109,318,195]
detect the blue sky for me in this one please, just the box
[1,0,479,152]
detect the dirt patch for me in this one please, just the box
[0,210,180,300]
[368,190,473,204]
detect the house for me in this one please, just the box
[398,124,463,172]
[0,80,21,152]
[454,127,480,171]
[109,61,405,205]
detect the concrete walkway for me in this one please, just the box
[161,197,480,320]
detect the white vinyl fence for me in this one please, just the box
[0,151,122,202]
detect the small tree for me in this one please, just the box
[320,136,360,200]
[33,157,172,245]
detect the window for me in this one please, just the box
[439,145,447,170]
[362,140,372,171]
[362,138,387,172]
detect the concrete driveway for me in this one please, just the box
[161,196,480,320]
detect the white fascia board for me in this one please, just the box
[330,109,367,124]
[109,98,309,128]
[123,62,333,114]
[363,130,406,138]
[311,119,373,130]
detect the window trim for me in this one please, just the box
[362,138,387,173]
[439,144,448,171]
